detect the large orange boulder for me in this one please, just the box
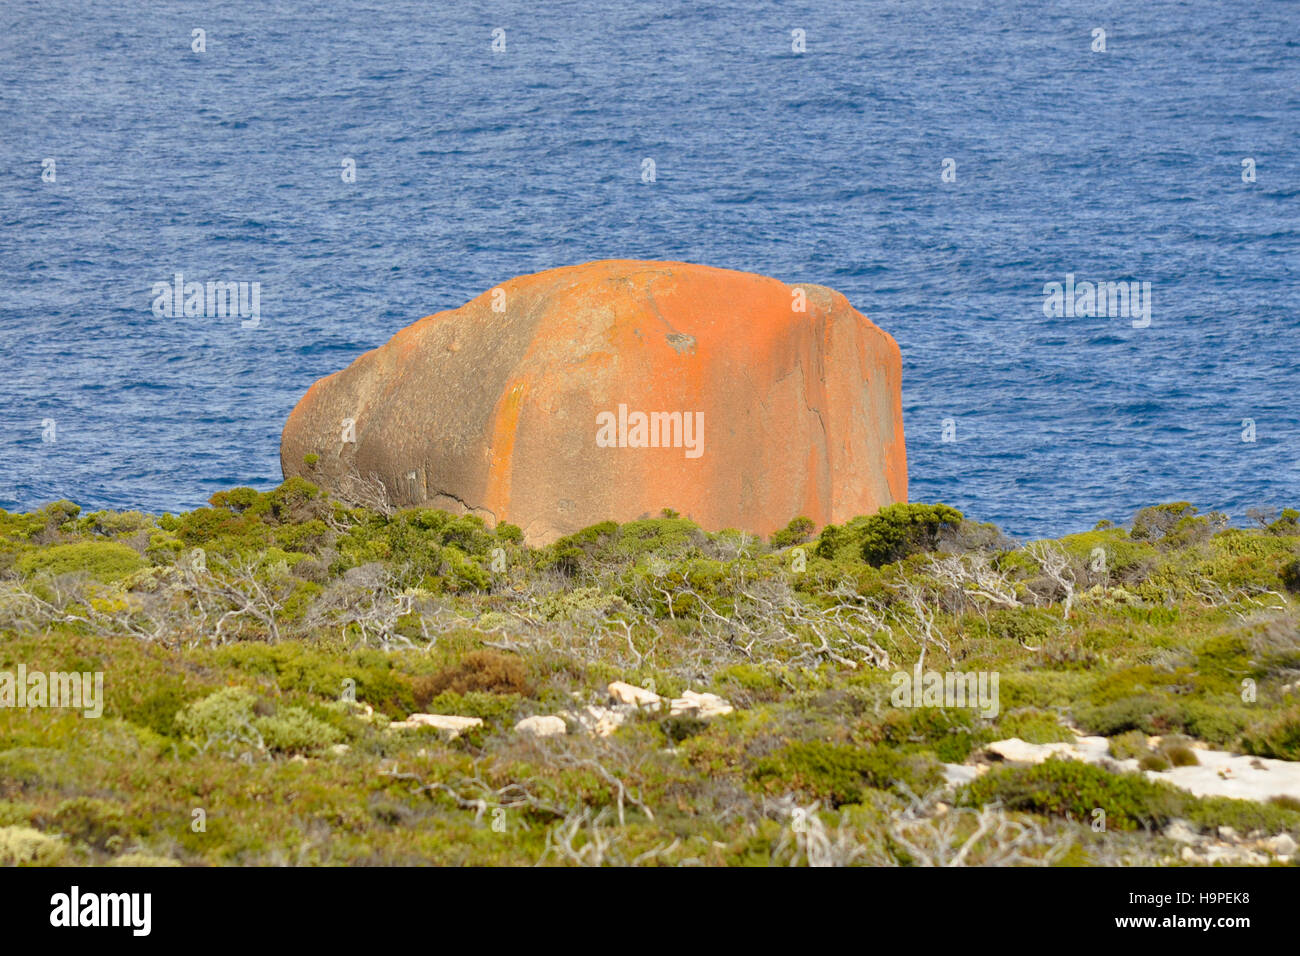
[280,260,907,544]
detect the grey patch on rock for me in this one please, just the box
[666,332,696,355]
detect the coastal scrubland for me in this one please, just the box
[2,475,1299,866]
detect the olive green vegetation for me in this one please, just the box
[1,487,1299,866]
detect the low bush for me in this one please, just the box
[752,740,944,806]
[412,651,532,705]
[959,759,1182,830]
[16,540,144,582]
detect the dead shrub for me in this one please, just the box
[413,650,532,706]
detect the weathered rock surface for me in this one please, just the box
[386,714,483,738]
[562,705,630,738]
[983,737,1109,764]
[556,682,737,737]
[514,715,567,737]
[281,260,907,545]
[608,680,662,709]
[669,689,734,718]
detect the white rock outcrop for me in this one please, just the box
[514,715,567,737]
[555,683,738,737]
[608,681,662,708]
[669,690,734,718]
[976,736,1300,803]
[386,714,484,738]
[983,737,1109,764]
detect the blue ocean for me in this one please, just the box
[2,0,1297,538]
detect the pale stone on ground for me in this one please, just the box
[669,689,734,718]
[983,736,1114,764]
[386,714,484,738]
[608,681,661,708]
[941,764,982,787]
[559,683,736,736]
[561,705,631,738]
[1263,833,1297,856]
[514,715,567,737]
[1153,749,1300,802]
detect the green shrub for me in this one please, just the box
[255,707,345,753]
[48,797,137,851]
[614,517,705,560]
[661,714,709,744]
[171,507,266,550]
[771,516,816,549]
[1156,735,1200,767]
[209,487,261,513]
[1242,706,1300,761]
[960,759,1182,830]
[1183,795,1300,837]
[1072,667,1198,737]
[36,500,81,531]
[1195,634,1253,685]
[16,540,145,582]
[0,801,35,827]
[119,682,196,738]
[1130,502,1221,549]
[71,509,154,538]
[879,707,989,763]
[538,585,625,622]
[996,710,1074,745]
[0,826,66,866]
[537,514,711,574]
[333,509,491,584]
[247,477,326,525]
[1281,559,1300,595]
[753,741,944,806]
[495,522,523,544]
[857,503,964,567]
[716,663,785,701]
[1074,694,1178,737]
[1179,699,1249,745]
[213,643,415,717]
[979,607,1061,647]
[1267,509,1300,535]
[813,524,841,560]
[1108,730,1150,761]
[418,691,524,725]
[440,545,490,592]
[174,687,261,743]
[539,521,619,575]
[174,686,342,755]
[1057,528,1158,583]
